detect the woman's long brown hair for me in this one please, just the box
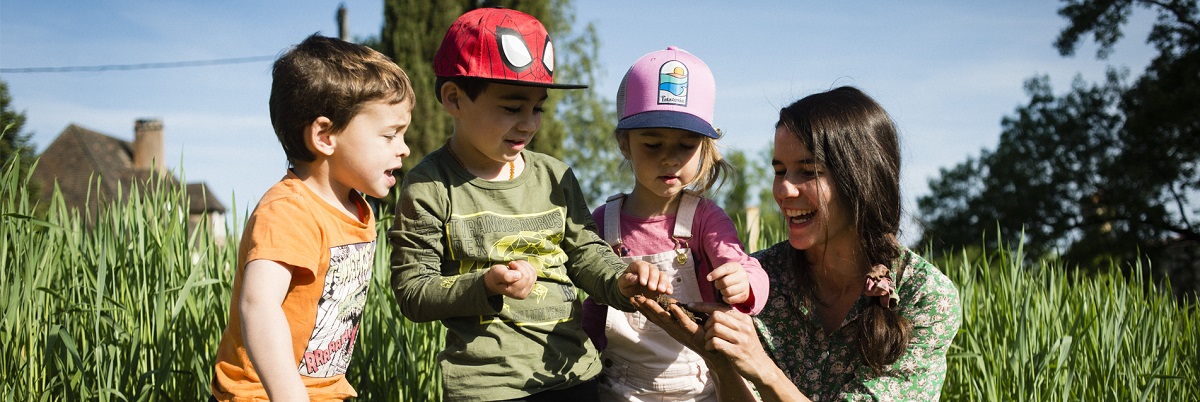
[777,86,912,370]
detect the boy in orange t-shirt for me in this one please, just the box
[210,34,414,401]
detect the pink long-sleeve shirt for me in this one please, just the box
[582,196,770,350]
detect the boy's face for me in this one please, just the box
[328,98,412,199]
[446,82,547,168]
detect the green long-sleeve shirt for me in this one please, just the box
[389,147,633,401]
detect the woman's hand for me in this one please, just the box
[690,302,810,402]
[691,303,777,381]
[631,297,770,374]
[630,295,714,359]
[634,297,798,401]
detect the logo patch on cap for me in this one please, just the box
[658,60,688,106]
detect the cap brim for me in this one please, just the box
[617,111,720,138]
[484,77,588,89]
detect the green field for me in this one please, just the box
[1,156,1196,401]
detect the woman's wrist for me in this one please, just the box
[737,353,786,386]
[704,357,738,376]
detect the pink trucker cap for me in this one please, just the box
[616,46,718,138]
[434,8,586,89]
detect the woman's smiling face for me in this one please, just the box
[772,126,856,251]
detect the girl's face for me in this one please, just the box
[622,127,704,201]
[772,126,856,252]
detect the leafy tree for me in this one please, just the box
[918,73,1127,260]
[917,0,1199,267]
[714,146,771,216]
[378,0,466,168]
[716,149,751,214]
[0,80,37,183]
[556,18,626,205]
[712,142,782,252]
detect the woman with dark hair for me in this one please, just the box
[635,86,961,401]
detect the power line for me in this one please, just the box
[0,55,276,73]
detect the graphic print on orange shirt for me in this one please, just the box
[299,241,373,377]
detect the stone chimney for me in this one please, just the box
[337,3,349,41]
[134,118,166,175]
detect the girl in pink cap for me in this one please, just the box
[581,46,769,402]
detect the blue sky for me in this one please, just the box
[1,1,1156,243]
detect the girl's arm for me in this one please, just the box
[240,259,309,401]
[695,200,770,313]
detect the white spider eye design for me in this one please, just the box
[542,37,554,73]
[497,27,532,71]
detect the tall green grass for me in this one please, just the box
[2,144,1196,400]
[0,155,238,399]
[940,242,1199,400]
[0,151,443,400]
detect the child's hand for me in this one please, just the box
[708,262,750,305]
[484,260,537,299]
[619,260,673,298]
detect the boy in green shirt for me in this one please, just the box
[388,7,672,402]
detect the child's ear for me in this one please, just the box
[441,82,462,114]
[306,116,336,157]
[616,132,632,158]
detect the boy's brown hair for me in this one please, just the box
[269,33,414,165]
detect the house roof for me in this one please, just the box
[31,123,226,221]
[187,182,227,214]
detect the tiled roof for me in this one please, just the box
[31,123,225,222]
[187,182,227,214]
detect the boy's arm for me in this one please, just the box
[558,168,641,311]
[240,259,308,401]
[389,176,502,322]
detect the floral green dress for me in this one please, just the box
[751,242,961,401]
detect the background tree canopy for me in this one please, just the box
[918,0,1199,288]
[0,80,37,194]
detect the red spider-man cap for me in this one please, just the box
[434,7,587,89]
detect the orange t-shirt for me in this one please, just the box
[211,172,376,401]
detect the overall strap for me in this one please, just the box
[602,193,625,246]
[670,193,701,265]
[604,192,700,261]
[673,192,701,240]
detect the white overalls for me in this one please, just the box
[596,193,716,402]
